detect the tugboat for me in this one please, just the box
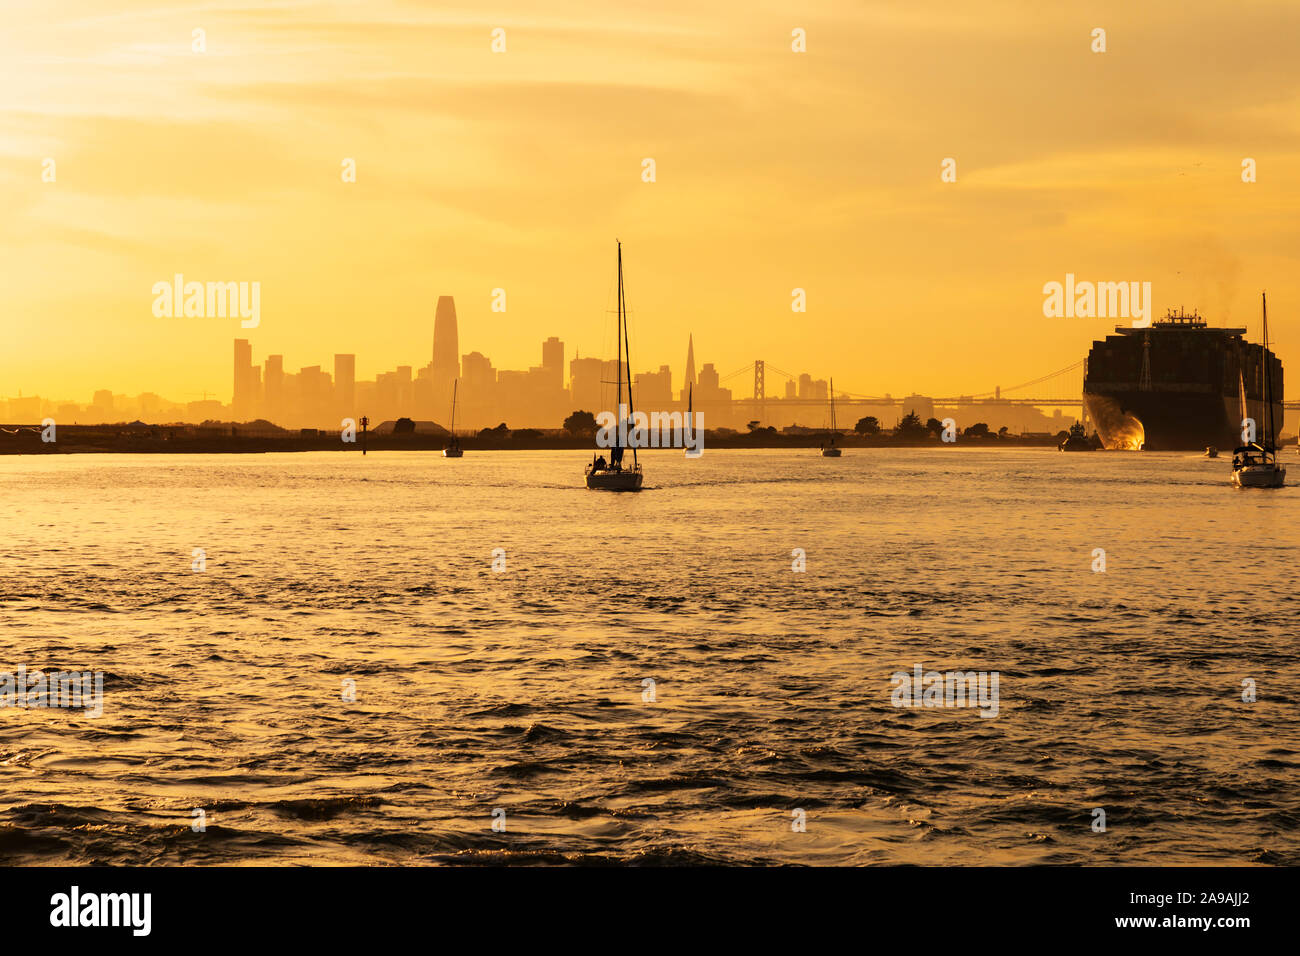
[1231,292,1286,488]
[585,241,644,491]
[1058,422,1093,451]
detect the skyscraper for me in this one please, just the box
[264,355,284,424]
[680,334,697,403]
[541,336,564,391]
[432,296,460,400]
[233,339,255,420]
[334,354,355,419]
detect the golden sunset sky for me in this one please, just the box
[3,0,1299,403]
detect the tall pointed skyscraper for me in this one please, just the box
[680,334,697,403]
[432,295,460,399]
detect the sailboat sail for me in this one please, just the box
[1238,369,1247,432]
[585,240,644,490]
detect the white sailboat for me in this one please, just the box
[585,241,644,491]
[443,379,463,457]
[1231,292,1284,488]
[821,378,842,457]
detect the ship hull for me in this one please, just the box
[1082,319,1284,451]
[1083,389,1281,451]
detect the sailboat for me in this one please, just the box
[1231,292,1285,487]
[585,241,644,491]
[821,378,842,457]
[442,379,463,457]
[684,383,695,459]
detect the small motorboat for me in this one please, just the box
[1058,422,1093,451]
[1204,446,1218,458]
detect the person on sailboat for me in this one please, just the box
[593,454,607,472]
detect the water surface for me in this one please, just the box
[1,449,1296,865]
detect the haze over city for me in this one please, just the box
[4,0,1300,408]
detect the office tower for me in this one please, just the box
[334,354,356,419]
[296,366,331,426]
[462,351,495,390]
[541,336,564,391]
[233,339,255,421]
[395,365,413,414]
[634,365,673,408]
[138,392,161,420]
[680,335,697,403]
[568,356,603,413]
[458,351,496,427]
[263,355,284,424]
[432,296,460,400]
[901,394,934,420]
[88,389,114,423]
[414,365,434,421]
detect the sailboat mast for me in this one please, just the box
[620,242,637,468]
[616,240,621,455]
[449,379,457,437]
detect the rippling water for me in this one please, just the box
[1,448,1296,865]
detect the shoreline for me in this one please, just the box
[7,425,1289,455]
[0,425,1069,454]
[1,433,1266,455]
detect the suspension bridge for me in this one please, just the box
[705,359,1088,410]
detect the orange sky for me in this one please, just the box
[4,0,1300,403]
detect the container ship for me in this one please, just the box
[1082,309,1283,450]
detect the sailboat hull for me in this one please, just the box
[442,447,463,458]
[1231,464,1285,488]
[585,467,643,491]
[820,448,842,457]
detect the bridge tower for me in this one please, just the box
[753,360,765,401]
